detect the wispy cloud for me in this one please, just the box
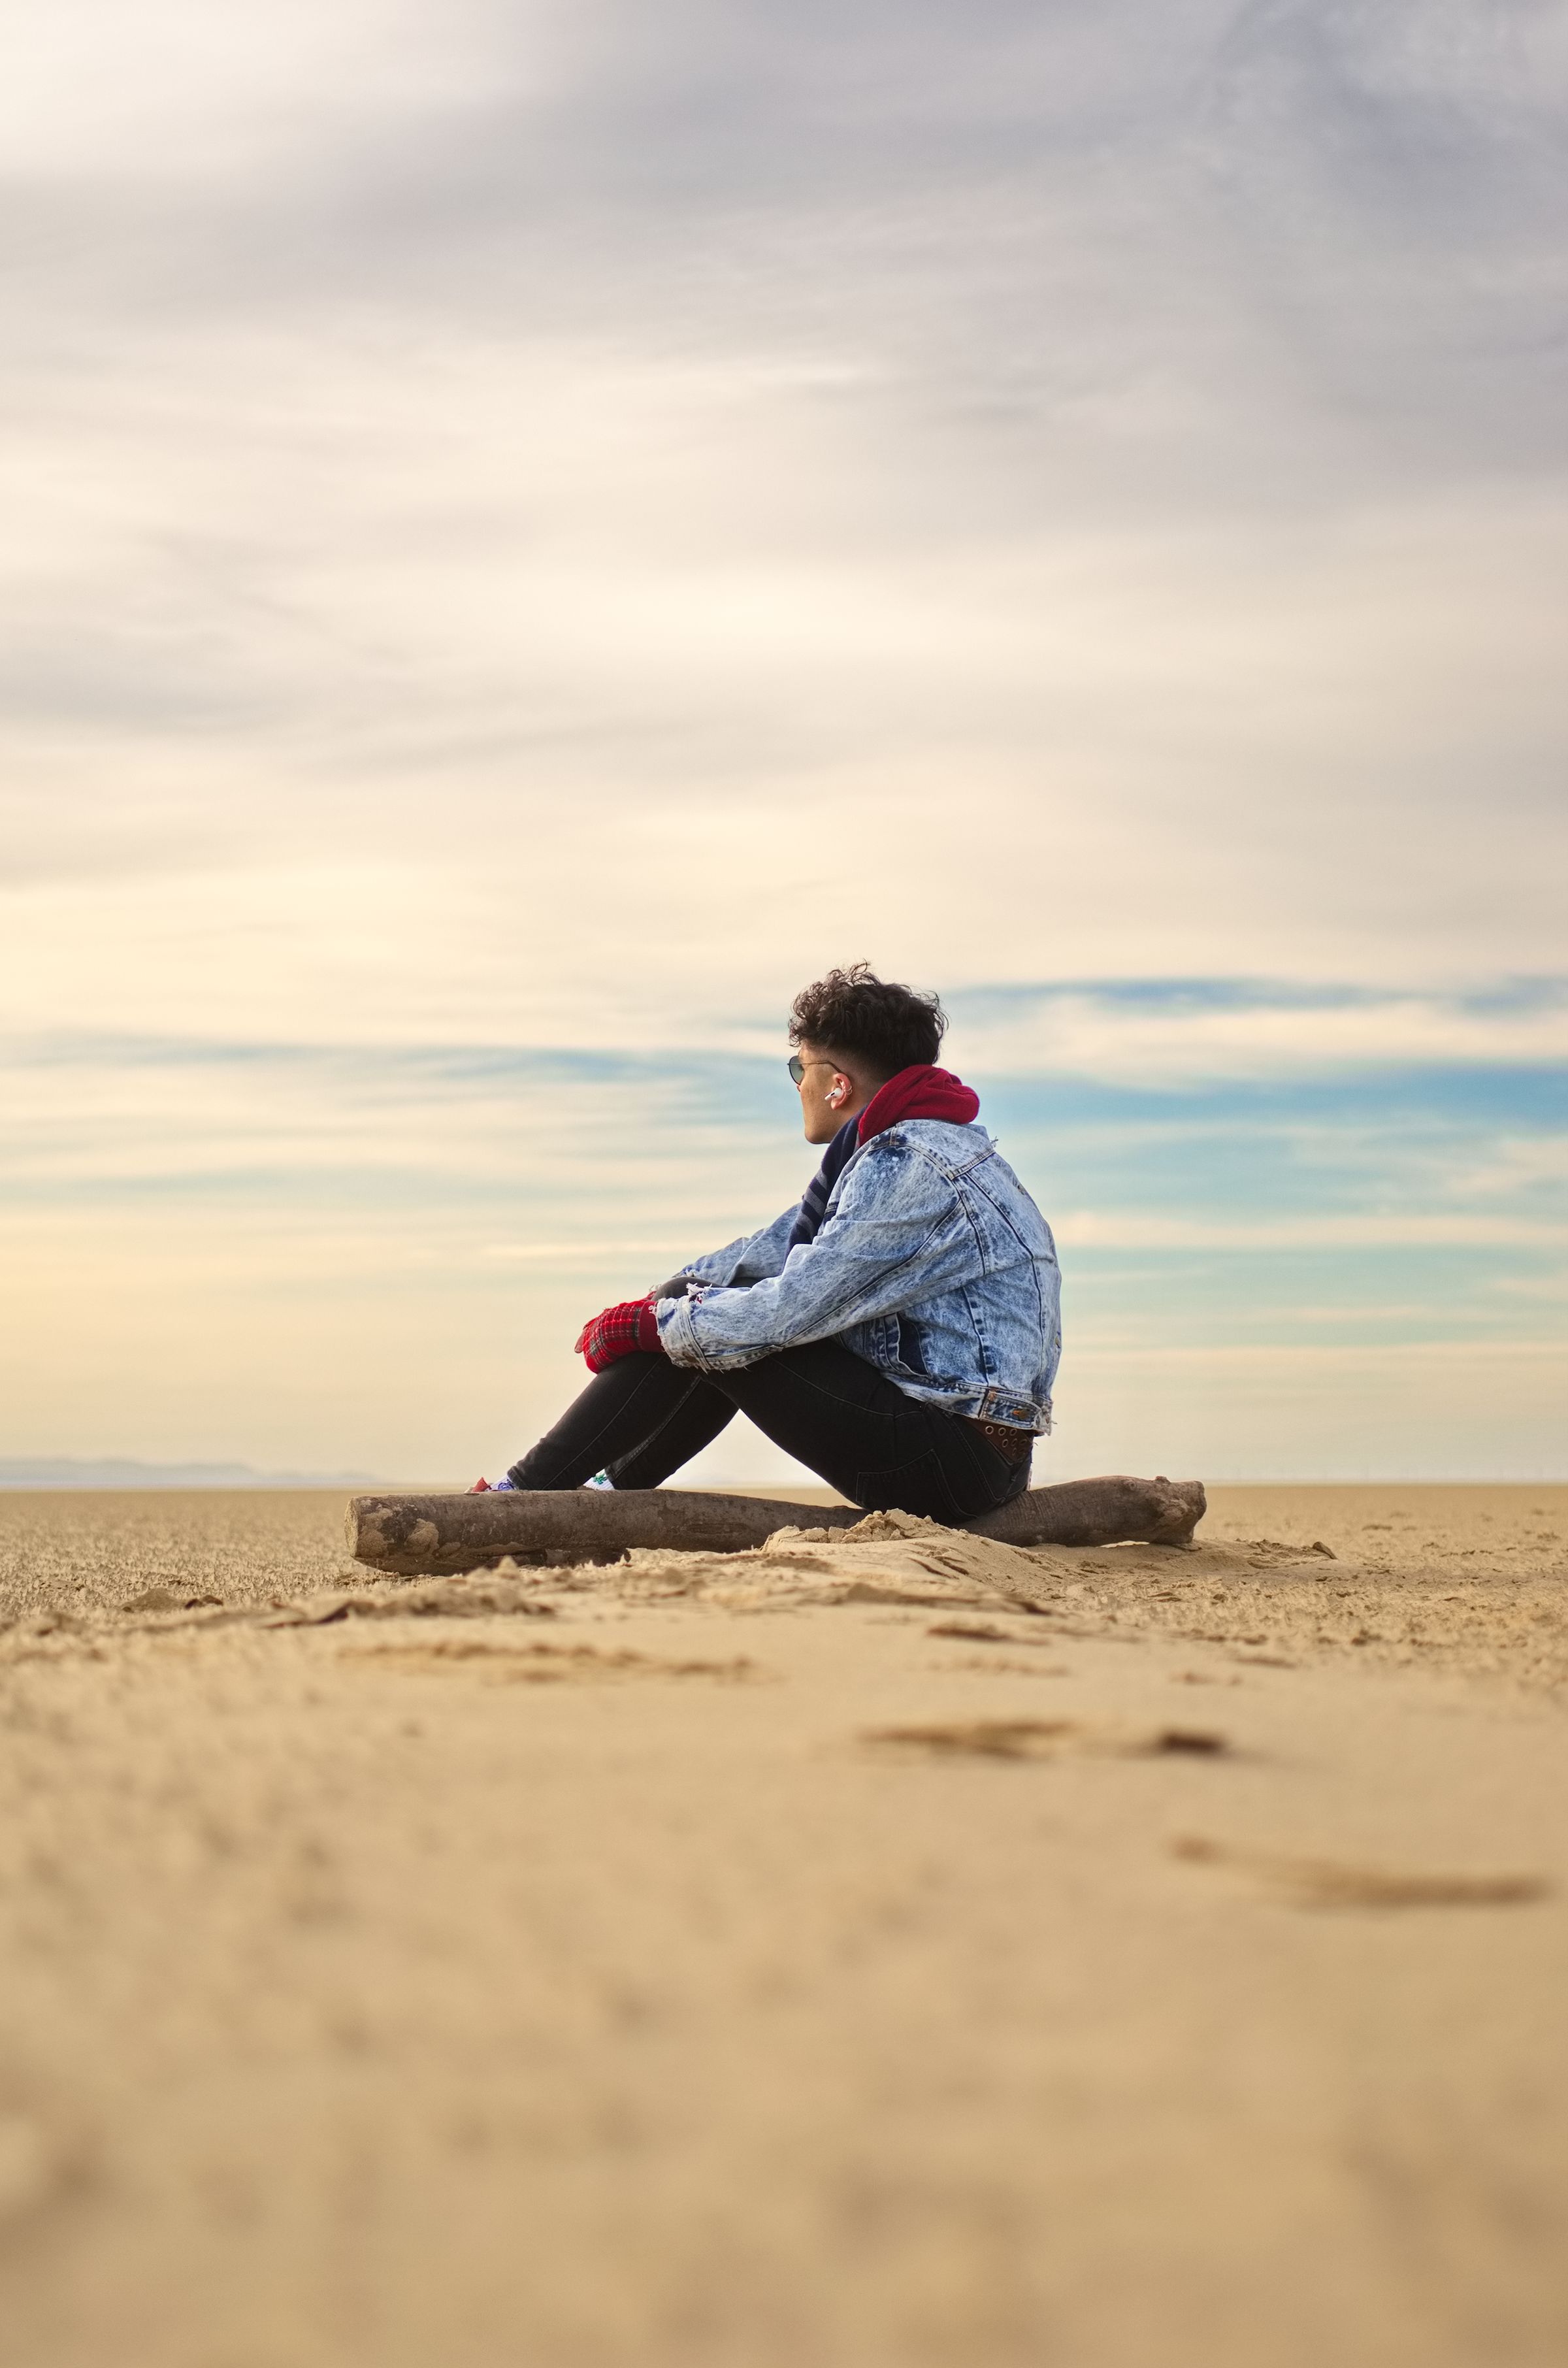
[1056,1212,1568,1251]
[949,979,1568,1082]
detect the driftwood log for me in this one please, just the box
[346,1476,1206,1579]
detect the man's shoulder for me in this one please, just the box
[865,1117,993,1158]
[872,1125,1049,1225]
[847,1120,994,1187]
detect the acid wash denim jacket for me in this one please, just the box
[656,1120,1062,1432]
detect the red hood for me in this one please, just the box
[857,1064,980,1143]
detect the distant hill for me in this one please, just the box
[0,1458,385,1490]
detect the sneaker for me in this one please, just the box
[583,1470,614,1490]
[468,1476,517,1493]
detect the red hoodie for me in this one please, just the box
[857,1064,980,1143]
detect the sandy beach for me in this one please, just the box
[1,1483,1565,2367]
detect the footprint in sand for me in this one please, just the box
[926,1620,1059,1647]
[926,1620,1070,1675]
[118,1587,224,1613]
[865,1718,1228,1762]
[351,1639,757,1685]
[1170,1834,1548,1909]
[938,1658,1072,1677]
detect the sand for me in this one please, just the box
[1,1484,1565,2367]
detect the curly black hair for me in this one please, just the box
[788,962,947,1079]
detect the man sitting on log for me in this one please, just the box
[474,964,1062,1525]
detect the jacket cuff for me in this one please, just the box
[654,1295,710,1369]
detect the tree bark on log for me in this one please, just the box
[346,1476,1205,1579]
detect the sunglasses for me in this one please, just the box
[789,1054,845,1090]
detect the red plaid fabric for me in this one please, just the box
[574,1296,664,1372]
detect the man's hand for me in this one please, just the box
[574,1297,664,1373]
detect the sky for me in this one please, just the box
[3,0,1566,1483]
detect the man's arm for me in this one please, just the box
[647,1204,802,1299]
[656,1141,972,1371]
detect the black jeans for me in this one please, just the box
[506,1339,1031,1524]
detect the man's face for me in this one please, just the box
[792,1040,869,1145]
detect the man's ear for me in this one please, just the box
[828,1074,850,1108]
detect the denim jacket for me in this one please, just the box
[656,1121,1062,1432]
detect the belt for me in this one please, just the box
[960,1415,1034,1464]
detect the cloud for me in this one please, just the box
[1056,1211,1568,1251]
[3,1010,1563,1474]
[948,979,1568,1082]
[5,0,1567,1472]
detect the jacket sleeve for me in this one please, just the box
[657,1203,801,1294]
[656,1138,970,1372]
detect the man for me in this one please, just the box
[476,964,1062,1523]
